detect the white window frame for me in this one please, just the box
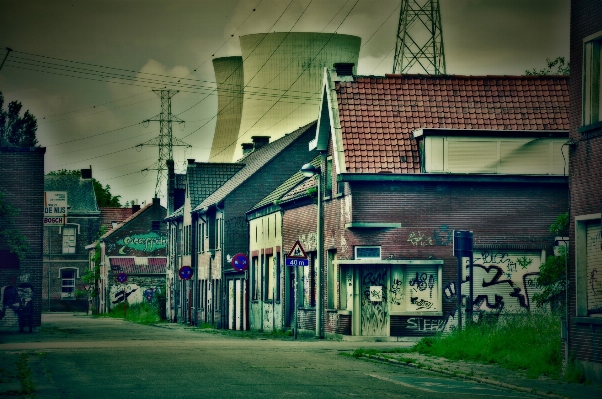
[59,267,78,300]
[355,246,381,260]
[391,264,443,316]
[62,225,77,254]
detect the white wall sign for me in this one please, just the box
[44,191,68,226]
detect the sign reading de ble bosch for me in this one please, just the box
[44,191,68,226]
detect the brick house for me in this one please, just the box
[43,171,101,312]
[191,123,317,329]
[246,156,320,332]
[568,0,602,383]
[87,198,166,314]
[295,67,570,338]
[164,160,244,324]
[0,145,45,332]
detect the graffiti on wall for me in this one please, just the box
[463,251,542,313]
[407,226,453,246]
[390,277,403,306]
[113,233,167,255]
[0,275,34,331]
[361,267,388,336]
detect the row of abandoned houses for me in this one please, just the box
[2,0,601,381]
[164,67,572,340]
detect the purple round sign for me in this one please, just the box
[117,272,128,283]
[179,266,193,280]
[231,253,249,271]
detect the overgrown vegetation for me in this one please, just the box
[413,313,562,378]
[525,56,570,76]
[352,312,565,380]
[0,190,29,260]
[97,301,164,325]
[533,212,569,310]
[16,353,35,396]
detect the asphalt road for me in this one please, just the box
[0,314,531,398]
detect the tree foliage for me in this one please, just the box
[532,212,569,310]
[0,91,38,147]
[525,56,570,76]
[0,190,29,260]
[47,169,122,207]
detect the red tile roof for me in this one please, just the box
[100,207,132,231]
[335,74,569,173]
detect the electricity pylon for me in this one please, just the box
[393,0,446,75]
[137,90,190,199]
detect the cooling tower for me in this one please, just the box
[209,56,245,162]
[232,32,361,161]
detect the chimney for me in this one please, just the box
[152,197,160,206]
[132,204,141,214]
[81,165,92,179]
[241,142,253,155]
[333,63,354,77]
[251,136,270,151]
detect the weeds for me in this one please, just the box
[96,302,164,325]
[411,311,563,379]
[16,353,35,396]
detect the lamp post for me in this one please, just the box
[300,161,324,338]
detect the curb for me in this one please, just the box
[364,354,570,399]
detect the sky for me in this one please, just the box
[0,0,570,206]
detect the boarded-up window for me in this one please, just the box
[266,254,274,300]
[586,222,602,314]
[447,140,498,173]
[404,266,440,312]
[499,140,550,175]
[62,226,76,254]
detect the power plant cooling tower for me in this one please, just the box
[231,32,361,161]
[209,56,245,162]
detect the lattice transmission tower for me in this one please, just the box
[138,90,190,199]
[393,0,446,75]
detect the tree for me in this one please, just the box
[525,56,570,76]
[47,169,122,207]
[0,91,38,147]
[532,212,569,311]
[0,190,29,260]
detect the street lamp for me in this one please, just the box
[299,161,324,338]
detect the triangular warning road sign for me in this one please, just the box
[287,241,308,259]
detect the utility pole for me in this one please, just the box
[137,90,189,199]
[393,0,446,75]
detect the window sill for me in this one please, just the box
[578,121,602,134]
[390,311,443,317]
[574,316,602,326]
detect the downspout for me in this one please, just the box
[316,151,326,338]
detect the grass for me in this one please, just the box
[352,311,575,381]
[16,353,35,396]
[96,302,165,325]
[410,311,562,379]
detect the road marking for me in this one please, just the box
[366,374,527,397]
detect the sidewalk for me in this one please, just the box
[363,351,602,399]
